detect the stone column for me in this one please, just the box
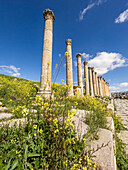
[39,9,55,99]
[92,67,96,97]
[88,67,94,97]
[100,76,103,97]
[83,61,89,95]
[76,53,83,95]
[105,82,108,96]
[101,77,104,96]
[106,82,109,96]
[95,72,99,96]
[66,39,73,96]
[98,77,101,96]
[103,78,106,96]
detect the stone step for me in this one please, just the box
[0,113,12,119]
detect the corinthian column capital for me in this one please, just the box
[43,9,55,22]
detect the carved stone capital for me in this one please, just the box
[83,60,88,65]
[76,53,82,58]
[91,67,94,71]
[66,39,72,45]
[88,67,92,70]
[43,9,55,22]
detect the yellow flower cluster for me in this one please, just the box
[33,125,37,130]
[35,95,43,106]
[22,107,28,117]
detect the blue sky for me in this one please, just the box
[0,0,128,92]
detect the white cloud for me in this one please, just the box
[88,51,126,75]
[0,65,21,77]
[79,0,108,21]
[58,53,61,57]
[82,52,93,60]
[74,61,77,67]
[119,82,128,87]
[64,64,66,68]
[109,86,120,91]
[115,9,128,23]
[79,3,95,21]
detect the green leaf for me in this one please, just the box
[28,153,41,158]
[24,145,28,161]
[5,159,11,170]
[10,159,18,170]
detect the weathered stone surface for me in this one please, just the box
[106,117,115,133]
[107,99,114,113]
[39,9,55,98]
[66,39,73,96]
[0,107,8,111]
[115,99,128,154]
[0,113,12,119]
[0,102,2,106]
[0,118,26,127]
[91,128,116,170]
[117,131,128,154]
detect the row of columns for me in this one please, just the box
[65,39,111,97]
[38,9,111,98]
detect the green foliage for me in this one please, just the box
[0,96,95,170]
[0,74,39,104]
[115,135,128,170]
[113,114,126,133]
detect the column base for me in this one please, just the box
[38,88,52,100]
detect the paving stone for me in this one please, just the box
[0,107,8,111]
[117,131,128,154]
[0,118,26,127]
[0,113,12,119]
[91,128,116,170]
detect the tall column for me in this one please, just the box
[95,72,99,96]
[83,61,89,95]
[88,67,94,97]
[103,78,106,96]
[106,82,109,96]
[105,82,108,96]
[92,67,96,97]
[66,39,73,96]
[39,9,55,98]
[100,76,103,97]
[98,77,101,96]
[76,53,83,95]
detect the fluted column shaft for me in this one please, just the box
[66,39,73,96]
[88,67,94,97]
[92,67,96,97]
[95,72,99,96]
[100,77,103,97]
[39,9,55,98]
[83,61,89,95]
[98,77,101,96]
[76,53,83,95]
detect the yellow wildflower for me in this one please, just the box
[33,125,37,130]
[47,62,51,65]
[65,51,68,56]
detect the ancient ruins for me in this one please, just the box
[39,9,111,98]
